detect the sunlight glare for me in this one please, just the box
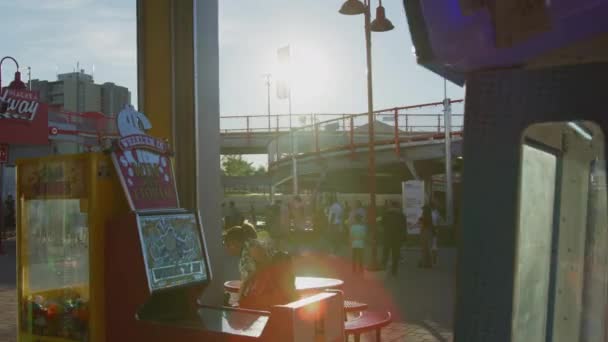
[273,45,332,105]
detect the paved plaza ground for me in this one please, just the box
[1,236,455,341]
[0,239,17,342]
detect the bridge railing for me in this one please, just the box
[220,113,356,134]
[266,99,464,165]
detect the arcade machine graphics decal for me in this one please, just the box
[112,149,178,210]
[137,213,208,292]
[110,105,179,211]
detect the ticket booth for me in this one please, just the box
[403,1,608,341]
[15,106,345,342]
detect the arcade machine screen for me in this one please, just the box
[136,212,209,292]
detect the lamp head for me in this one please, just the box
[339,0,366,15]
[8,71,27,90]
[370,4,394,32]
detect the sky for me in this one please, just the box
[0,0,137,103]
[220,0,464,116]
[1,0,464,164]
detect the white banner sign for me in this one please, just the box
[402,180,425,235]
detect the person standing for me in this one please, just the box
[4,194,15,230]
[349,214,367,274]
[327,197,344,253]
[292,196,305,231]
[249,203,257,229]
[223,226,269,297]
[226,201,244,228]
[277,200,291,250]
[267,200,280,237]
[221,202,228,230]
[343,201,351,219]
[348,200,367,225]
[381,201,407,276]
[418,202,434,268]
[431,204,442,266]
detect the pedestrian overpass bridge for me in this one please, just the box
[220,100,464,193]
[219,100,463,156]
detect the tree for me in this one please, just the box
[221,155,266,176]
[254,165,267,175]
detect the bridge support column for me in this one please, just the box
[292,130,299,195]
[403,158,419,180]
[269,185,275,203]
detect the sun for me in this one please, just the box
[273,44,332,106]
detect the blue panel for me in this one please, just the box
[404,0,608,81]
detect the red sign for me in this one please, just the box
[0,144,8,163]
[0,88,48,145]
[112,148,179,211]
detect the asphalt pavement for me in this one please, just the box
[0,236,456,341]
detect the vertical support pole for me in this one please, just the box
[246,116,250,143]
[292,129,298,195]
[394,108,400,156]
[270,185,275,204]
[437,115,441,133]
[265,73,271,131]
[275,134,279,160]
[350,116,355,158]
[276,115,279,133]
[193,0,222,304]
[289,92,293,129]
[315,123,320,153]
[443,97,454,225]
[364,2,379,269]
[289,83,297,195]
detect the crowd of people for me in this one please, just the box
[220,195,444,309]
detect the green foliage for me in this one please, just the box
[221,155,266,176]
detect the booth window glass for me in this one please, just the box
[513,121,607,342]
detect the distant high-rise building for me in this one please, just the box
[30,70,131,116]
[101,82,131,117]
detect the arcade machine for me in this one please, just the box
[16,106,346,342]
[403,1,608,341]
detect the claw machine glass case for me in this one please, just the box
[17,153,127,342]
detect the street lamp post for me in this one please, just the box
[263,73,272,131]
[340,0,393,269]
[0,56,26,255]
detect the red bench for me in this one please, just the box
[344,311,392,342]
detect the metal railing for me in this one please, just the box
[45,99,464,155]
[220,113,342,134]
[266,99,464,166]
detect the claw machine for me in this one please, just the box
[17,152,127,341]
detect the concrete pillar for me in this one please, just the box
[194,0,223,304]
[138,0,223,304]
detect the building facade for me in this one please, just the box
[31,70,131,116]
